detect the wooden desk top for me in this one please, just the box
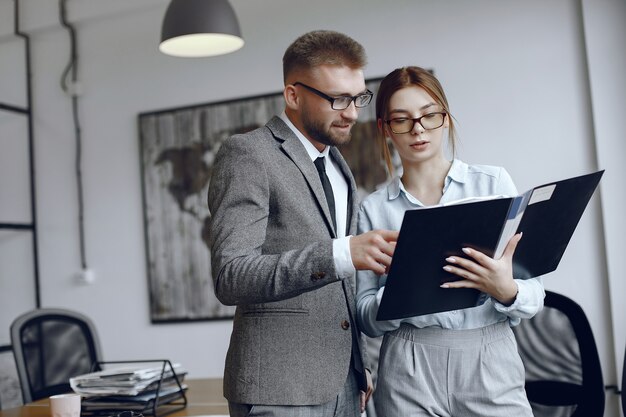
[0,379,228,417]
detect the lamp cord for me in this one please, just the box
[59,0,87,271]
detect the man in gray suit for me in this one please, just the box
[208,30,398,417]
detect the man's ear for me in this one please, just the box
[284,84,299,111]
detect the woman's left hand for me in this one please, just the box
[360,369,373,412]
[441,233,522,305]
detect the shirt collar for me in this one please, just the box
[387,176,403,200]
[387,159,468,201]
[447,158,468,184]
[279,111,329,161]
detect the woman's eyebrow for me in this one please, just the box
[388,103,436,115]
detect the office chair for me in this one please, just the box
[512,290,604,417]
[620,348,626,416]
[10,308,102,403]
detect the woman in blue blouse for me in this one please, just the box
[356,66,544,417]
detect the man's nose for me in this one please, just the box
[340,100,359,121]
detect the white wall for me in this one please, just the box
[581,3,626,415]
[1,0,623,414]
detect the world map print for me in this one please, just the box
[138,78,387,322]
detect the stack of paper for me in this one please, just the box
[70,362,188,415]
[70,363,187,396]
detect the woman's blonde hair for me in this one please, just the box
[375,66,458,175]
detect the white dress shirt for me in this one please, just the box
[279,112,354,278]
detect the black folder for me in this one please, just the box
[376,170,604,321]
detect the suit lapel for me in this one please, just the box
[267,117,367,390]
[267,117,337,237]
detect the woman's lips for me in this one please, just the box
[410,141,429,150]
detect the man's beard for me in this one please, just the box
[302,112,354,147]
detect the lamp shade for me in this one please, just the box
[159,0,244,57]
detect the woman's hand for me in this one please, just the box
[440,233,522,305]
[359,369,373,413]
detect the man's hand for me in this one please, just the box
[350,230,398,275]
[359,369,374,413]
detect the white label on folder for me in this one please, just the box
[528,184,556,205]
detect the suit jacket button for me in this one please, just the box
[341,319,350,330]
[310,272,326,281]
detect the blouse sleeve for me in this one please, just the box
[355,203,404,337]
[495,167,518,196]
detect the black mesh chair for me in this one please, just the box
[10,308,102,403]
[512,290,604,417]
[620,349,626,416]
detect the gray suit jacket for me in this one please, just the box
[208,116,367,405]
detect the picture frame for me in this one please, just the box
[138,77,386,322]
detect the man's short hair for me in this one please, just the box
[283,30,367,82]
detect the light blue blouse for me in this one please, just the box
[356,159,545,338]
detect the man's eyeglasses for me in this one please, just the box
[293,82,373,110]
[385,112,447,134]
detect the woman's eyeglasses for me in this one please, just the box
[386,112,447,134]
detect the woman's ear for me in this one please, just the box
[284,84,299,111]
[377,118,387,136]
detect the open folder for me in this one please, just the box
[376,170,604,321]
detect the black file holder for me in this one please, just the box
[79,359,187,417]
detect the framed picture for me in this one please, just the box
[138,77,387,322]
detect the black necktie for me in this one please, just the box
[314,156,337,232]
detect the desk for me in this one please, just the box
[0,379,228,417]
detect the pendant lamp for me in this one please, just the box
[159,0,244,57]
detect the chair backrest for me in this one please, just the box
[10,308,102,403]
[512,290,604,417]
[620,348,626,416]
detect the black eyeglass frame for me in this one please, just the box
[385,112,448,134]
[293,82,373,110]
